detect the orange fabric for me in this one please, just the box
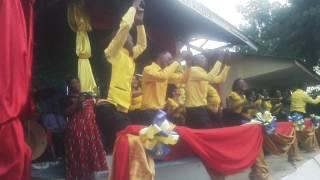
[127,135,155,180]
[264,122,295,155]
[249,148,273,180]
[297,128,320,152]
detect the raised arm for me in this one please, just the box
[188,61,223,82]
[208,64,230,84]
[168,70,189,84]
[304,94,320,104]
[143,62,179,82]
[104,7,136,59]
[133,10,147,59]
[210,61,223,77]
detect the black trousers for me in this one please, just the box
[128,110,142,125]
[186,106,211,129]
[139,110,158,126]
[95,103,129,153]
[222,110,248,127]
[208,110,224,128]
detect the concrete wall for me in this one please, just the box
[219,55,294,105]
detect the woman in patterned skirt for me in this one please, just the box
[64,77,107,180]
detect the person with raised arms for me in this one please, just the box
[95,0,147,152]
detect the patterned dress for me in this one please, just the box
[65,98,107,180]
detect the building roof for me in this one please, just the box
[245,59,320,89]
[144,0,257,50]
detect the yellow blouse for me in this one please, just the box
[262,100,272,112]
[291,89,320,113]
[165,98,186,121]
[272,103,282,115]
[129,95,142,111]
[227,91,246,113]
[207,85,221,113]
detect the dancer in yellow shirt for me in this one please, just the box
[260,89,272,112]
[288,84,320,161]
[290,88,320,114]
[128,75,143,124]
[225,79,253,127]
[185,54,230,129]
[165,85,186,125]
[140,51,182,125]
[207,51,232,127]
[95,0,147,152]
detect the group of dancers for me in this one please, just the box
[62,0,320,179]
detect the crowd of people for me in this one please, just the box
[29,0,320,179]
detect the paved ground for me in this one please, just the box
[227,151,319,180]
[32,151,320,180]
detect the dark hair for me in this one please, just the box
[166,84,178,99]
[192,54,207,67]
[148,43,169,60]
[152,50,170,62]
[232,78,243,91]
[245,89,255,98]
[259,89,269,96]
[65,76,79,87]
[270,89,282,98]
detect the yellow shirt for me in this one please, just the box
[207,85,221,113]
[227,91,246,113]
[129,95,142,111]
[103,7,147,113]
[262,100,272,112]
[290,89,320,113]
[255,99,262,107]
[185,62,230,108]
[165,98,186,120]
[141,62,179,110]
[272,103,282,115]
[243,108,256,119]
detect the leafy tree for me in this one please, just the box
[238,0,320,67]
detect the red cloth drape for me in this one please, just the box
[0,0,34,179]
[0,0,34,124]
[112,124,264,179]
[276,122,294,137]
[0,119,31,180]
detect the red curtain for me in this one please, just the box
[0,0,34,179]
[112,124,264,179]
[0,0,34,124]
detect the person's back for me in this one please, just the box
[290,89,320,113]
[185,66,209,108]
[207,85,221,113]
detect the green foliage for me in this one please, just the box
[238,0,320,66]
